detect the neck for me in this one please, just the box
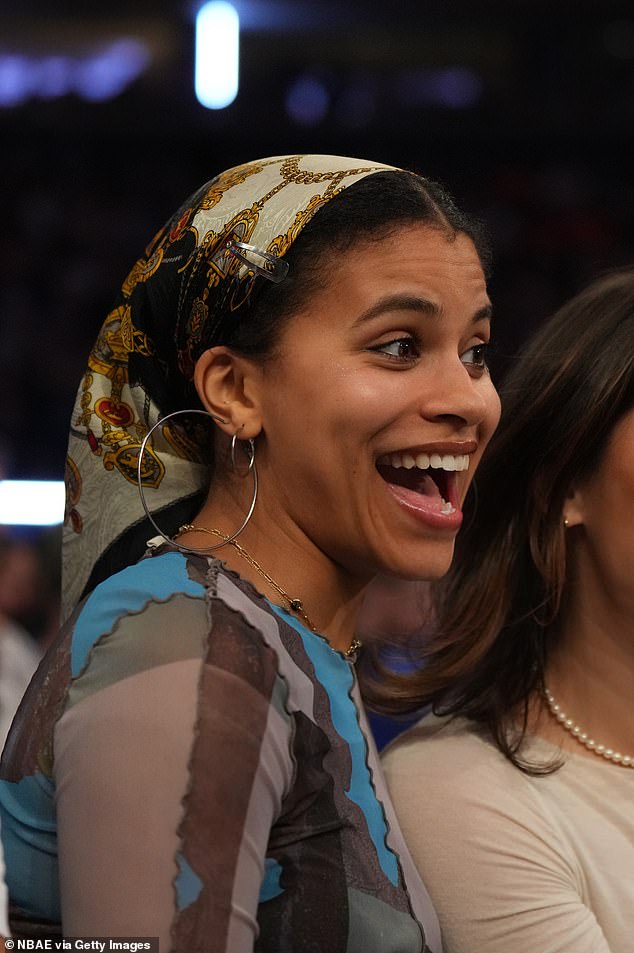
[543,554,634,759]
[185,482,370,655]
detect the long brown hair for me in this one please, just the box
[362,268,634,772]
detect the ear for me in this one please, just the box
[193,346,263,439]
[562,485,585,529]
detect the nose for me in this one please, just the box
[418,356,497,429]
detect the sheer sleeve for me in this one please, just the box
[383,725,613,953]
[54,591,293,952]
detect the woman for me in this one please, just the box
[382,269,634,953]
[0,155,499,951]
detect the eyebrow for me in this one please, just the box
[352,293,493,327]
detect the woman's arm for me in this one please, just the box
[383,726,613,953]
[55,592,292,952]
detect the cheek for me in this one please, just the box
[617,453,634,502]
[484,383,502,438]
[287,365,405,437]
[587,452,634,517]
[461,387,501,491]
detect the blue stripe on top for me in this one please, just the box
[71,552,205,676]
[268,604,399,887]
[0,773,60,921]
[175,852,204,909]
[260,857,284,903]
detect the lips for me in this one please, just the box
[376,449,471,526]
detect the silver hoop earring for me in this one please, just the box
[136,408,258,554]
[231,433,255,476]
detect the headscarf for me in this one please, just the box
[62,154,399,621]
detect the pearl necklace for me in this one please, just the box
[544,687,634,768]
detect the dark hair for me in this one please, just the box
[363,268,634,773]
[220,170,490,359]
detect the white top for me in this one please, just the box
[382,714,634,953]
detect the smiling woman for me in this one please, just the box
[0,155,499,952]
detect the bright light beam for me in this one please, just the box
[0,481,65,526]
[195,1,239,109]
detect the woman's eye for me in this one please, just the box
[369,337,420,361]
[460,343,489,369]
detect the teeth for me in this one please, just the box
[378,452,470,472]
[440,501,456,515]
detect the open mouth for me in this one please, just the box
[376,450,469,515]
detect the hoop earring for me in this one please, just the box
[136,408,258,554]
[231,433,255,476]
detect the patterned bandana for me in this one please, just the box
[62,154,399,621]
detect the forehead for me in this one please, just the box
[298,224,488,318]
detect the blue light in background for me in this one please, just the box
[0,482,65,527]
[286,74,330,125]
[195,1,240,109]
[0,55,32,107]
[37,56,74,100]
[74,39,150,102]
[0,40,150,107]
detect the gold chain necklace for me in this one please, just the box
[176,524,362,661]
[544,687,633,768]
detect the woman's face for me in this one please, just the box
[254,224,501,582]
[564,407,634,605]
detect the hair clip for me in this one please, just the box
[225,239,289,284]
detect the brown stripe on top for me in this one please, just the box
[172,598,285,950]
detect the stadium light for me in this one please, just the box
[0,481,65,526]
[195,1,240,109]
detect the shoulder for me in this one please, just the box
[382,714,556,833]
[382,715,586,899]
[70,552,299,701]
[68,550,211,679]
[80,549,210,615]
[381,727,621,953]
[57,555,293,766]
[381,713,589,906]
[383,713,509,787]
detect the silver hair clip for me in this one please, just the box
[225,239,289,284]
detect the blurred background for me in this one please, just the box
[1,0,634,666]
